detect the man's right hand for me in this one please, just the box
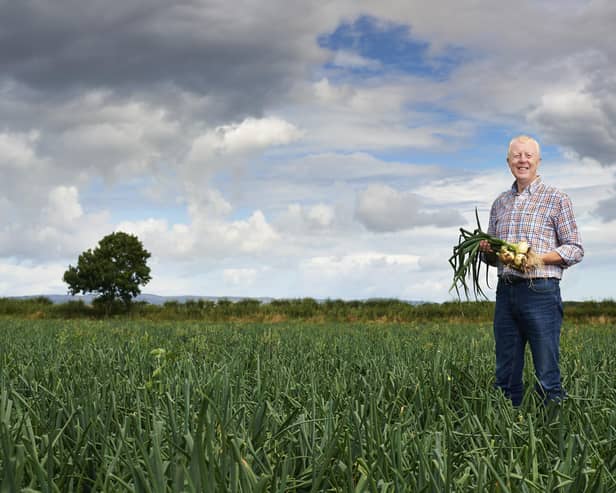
[479,240,493,253]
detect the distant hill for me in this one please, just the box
[10,294,275,305]
[8,294,425,305]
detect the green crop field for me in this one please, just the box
[1,319,615,492]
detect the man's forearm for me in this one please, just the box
[541,251,564,266]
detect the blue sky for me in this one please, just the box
[319,15,464,79]
[1,1,615,302]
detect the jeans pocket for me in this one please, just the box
[528,278,559,294]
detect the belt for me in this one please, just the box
[499,275,560,285]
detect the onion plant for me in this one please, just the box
[449,209,542,300]
[1,319,615,490]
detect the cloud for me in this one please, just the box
[0,177,112,262]
[215,211,279,254]
[276,203,336,234]
[330,50,383,70]
[0,131,41,169]
[117,208,279,261]
[0,0,335,120]
[1,1,616,303]
[222,117,303,152]
[300,251,421,298]
[185,188,233,219]
[0,131,54,205]
[0,89,182,188]
[351,3,616,167]
[44,186,83,226]
[186,117,302,169]
[593,192,616,222]
[529,78,616,166]
[0,260,67,296]
[295,77,472,151]
[223,268,258,287]
[54,94,182,180]
[300,204,335,228]
[271,151,442,185]
[355,184,465,232]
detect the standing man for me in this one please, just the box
[480,135,584,406]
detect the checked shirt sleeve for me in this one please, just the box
[554,193,584,267]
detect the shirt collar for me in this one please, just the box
[510,176,542,195]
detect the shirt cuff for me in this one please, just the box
[555,245,584,267]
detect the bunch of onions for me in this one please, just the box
[449,209,543,299]
[495,240,541,271]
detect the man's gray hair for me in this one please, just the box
[507,135,541,157]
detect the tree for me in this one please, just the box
[63,232,152,314]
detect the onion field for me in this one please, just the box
[1,319,615,491]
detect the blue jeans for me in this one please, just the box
[494,277,564,406]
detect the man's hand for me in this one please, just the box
[479,240,493,254]
[478,240,499,267]
[541,250,564,266]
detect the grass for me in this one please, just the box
[2,297,616,324]
[1,319,615,491]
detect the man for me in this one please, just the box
[479,135,583,406]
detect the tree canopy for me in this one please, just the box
[63,232,151,312]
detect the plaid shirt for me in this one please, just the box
[487,176,584,279]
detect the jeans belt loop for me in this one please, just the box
[501,275,526,284]
[501,276,559,285]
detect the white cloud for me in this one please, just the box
[311,78,360,106]
[304,252,419,274]
[356,184,420,232]
[116,218,169,238]
[529,83,616,165]
[305,204,335,227]
[330,50,382,70]
[0,261,67,295]
[355,184,465,232]
[311,78,411,114]
[54,96,181,180]
[294,78,473,152]
[60,123,153,176]
[187,188,233,219]
[272,151,442,184]
[186,116,302,168]
[28,211,111,261]
[0,179,112,262]
[218,211,279,253]
[0,131,41,169]
[115,218,196,259]
[44,186,83,226]
[116,208,278,261]
[594,193,616,222]
[220,117,303,153]
[277,203,336,234]
[223,268,258,287]
[300,252,421,299]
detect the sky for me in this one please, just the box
[1,0,615,303]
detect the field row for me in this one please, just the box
[2,296,616,323]
[1,320,615,491]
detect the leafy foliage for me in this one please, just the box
[63,232,151,312]
[1,320,615,490]
[1,296,615,323]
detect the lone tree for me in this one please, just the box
[63,232,152,314]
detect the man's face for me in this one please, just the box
[507,140,540,184]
